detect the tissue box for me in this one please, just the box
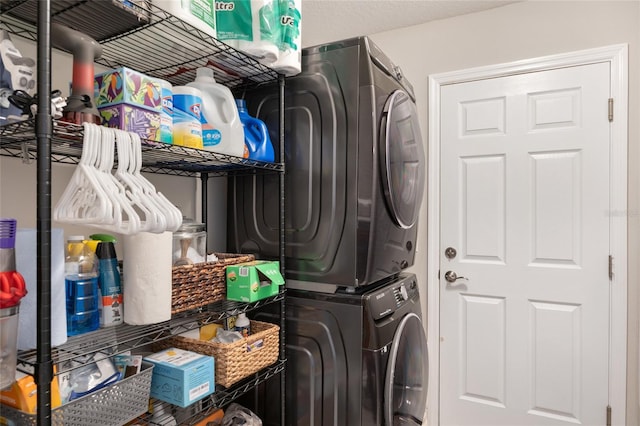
[144,348,214,407]
[99,104,161,141]
[94,66,162,111]
[226,260,284,302]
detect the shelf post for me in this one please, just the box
[201,172,209,254]
[278,73,286,426]
[35,0,54,424]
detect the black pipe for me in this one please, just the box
[36,0,53,424]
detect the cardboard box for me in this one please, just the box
[99,104,161,141]
[144,348,214,407]
[94,66,162,111]
[226,260,284,302]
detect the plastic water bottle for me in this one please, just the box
[95,239,123,327]
[236,99,275,162]
[65,236,99,336]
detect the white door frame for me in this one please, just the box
[427,44,628,426]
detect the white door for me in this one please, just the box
[439,62,611,425]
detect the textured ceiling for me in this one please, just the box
[301,0,520,47]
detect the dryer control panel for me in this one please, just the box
[365,274,419,321]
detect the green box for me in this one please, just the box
[226,261,284,302]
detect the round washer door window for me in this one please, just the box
[379,90,425,229]
[385,312,429,425]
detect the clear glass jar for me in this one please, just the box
[172,219,207,266]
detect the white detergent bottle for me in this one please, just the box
[187,67,245,157]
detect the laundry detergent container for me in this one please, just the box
[227,37,425,291]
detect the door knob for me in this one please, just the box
[444,271,466,283]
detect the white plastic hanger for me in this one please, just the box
[92,126,141,235]
[53,122,115,225]
[128,132,183,232]
[113,129,167,233]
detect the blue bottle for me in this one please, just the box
[64,236,100,336]
[235,99,275,162]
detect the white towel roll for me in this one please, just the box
[123,231,172,325]
[16,228,67,350]
[271,0,301,76]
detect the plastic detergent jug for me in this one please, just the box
[236,99,275,162]
[187,68,245,157]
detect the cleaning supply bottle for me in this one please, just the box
[172,85,203,149]
[157,79,174,144]
[187,68,245,157]
[234,312,250,338]
[64,236,100,336]
[91,234,123,327]
[236,99,275,162]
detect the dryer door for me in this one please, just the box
[385,312,429,425]
[379,90,425,229]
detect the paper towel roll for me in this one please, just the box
[238,0,280,63]
[271,0,301,76]
[15,228,67,350]
[123,232,172,325]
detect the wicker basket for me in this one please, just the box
[154,320,279,388]
[171,252,255,314]
[0,362,153,426]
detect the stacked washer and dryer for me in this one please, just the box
[229,37,428,425]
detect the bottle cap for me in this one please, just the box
[95,241,117,260]
[196,67,215,81]
[235,99,247,111]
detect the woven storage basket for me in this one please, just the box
[171,252,255,314]
[154,320,279,388]
[0,362,153,426]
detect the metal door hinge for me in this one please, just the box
[606,405,611,426]
[608,98,614,122]
[609,255,614,280]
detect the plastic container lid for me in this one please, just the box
[0,218,17,249]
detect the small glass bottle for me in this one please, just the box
[65,236,99,336]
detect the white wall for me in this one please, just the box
[368,1,640,424]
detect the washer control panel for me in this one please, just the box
[366,274,418,320]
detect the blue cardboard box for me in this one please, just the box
[144,348,214,407]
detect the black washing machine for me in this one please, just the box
[228,36,425,291]
[252,272,428,425]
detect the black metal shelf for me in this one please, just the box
[0,0,279,90]
[0,2,287,424]
[15,291,285,375]
[0,119,284,177]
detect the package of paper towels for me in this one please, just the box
[15,228,67,350]
[270,0,301,76]
[216,0,280,63]
[123,232,172,325]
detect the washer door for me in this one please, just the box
[379,90,425,229]
[385,312,429,425]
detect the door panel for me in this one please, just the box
[440,62,610,425]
